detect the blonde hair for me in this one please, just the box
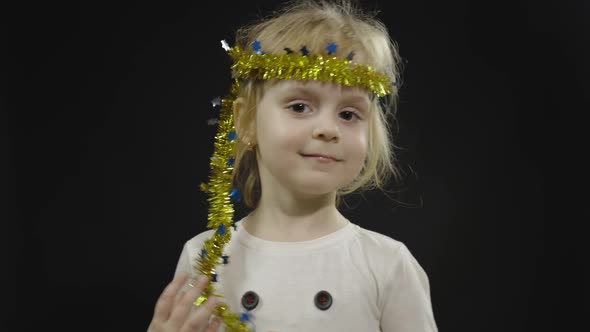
[231,0,403,209]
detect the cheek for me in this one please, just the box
[256,114,301,155]
[257,109,304,147]
[346,126,369,158]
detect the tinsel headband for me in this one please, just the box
[224,39,395,97]
[192,40,395,332]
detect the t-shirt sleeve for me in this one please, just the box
[174,241,193,278]
[380,243,438,332]
[174,230,214,279]
[173,241,195,294]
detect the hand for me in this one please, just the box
[147,272,220,332]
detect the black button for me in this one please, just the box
[314,290,332,310]
[241,291,259,311]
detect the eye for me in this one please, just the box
[339,110,361,121]
[287,103,311,113]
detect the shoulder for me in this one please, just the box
[173,228,216,291]
[349,224,425,283]
[175,228,216,267]
[350,224,407,257]
[350,226,434,311]
[182,228,216,259]
[174,228,215,276]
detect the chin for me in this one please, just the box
[289,179,350,197]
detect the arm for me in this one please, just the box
[380,244,438,332]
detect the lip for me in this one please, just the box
[301,153,341,162]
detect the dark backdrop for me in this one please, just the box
[5,0,570,331]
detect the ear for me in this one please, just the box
[233,97,256,143]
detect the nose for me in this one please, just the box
[312,112,340,142]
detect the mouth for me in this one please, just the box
[300,153,341,162]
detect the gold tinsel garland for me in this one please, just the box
[228,45,393,97]
[194,95,251,332]
[192,41,394,332]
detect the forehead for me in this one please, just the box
[265,79,372,99]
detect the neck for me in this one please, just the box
[243,191,348,242]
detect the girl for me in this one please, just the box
[148,0,438,331]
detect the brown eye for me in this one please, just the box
[288,103,310,113]
[340,110,360,121]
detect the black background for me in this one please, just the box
[5,0,574,330]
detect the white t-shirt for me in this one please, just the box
[174,219,438,332]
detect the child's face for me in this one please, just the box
[254,80,370,196]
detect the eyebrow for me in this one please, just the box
[283,86,318,99]
[282,85,371,109]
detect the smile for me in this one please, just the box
[300,154,341,162]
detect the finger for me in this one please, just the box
[153,272,189,322]
[174,290,187,307]
[169,275,209,324]
[182,296,220,332]
[203,317,221,332]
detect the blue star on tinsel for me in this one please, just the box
[229,188,241,202]
[240,313,250,322]
[227,157,235,167]
[346,51,354,61]
[201,249,207,258]
[300,46,309,56]
[252,40,263,54]
[217,224,226,235]
[326,42,337,55]
[222,255,229,264]
[227,131,236,141]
